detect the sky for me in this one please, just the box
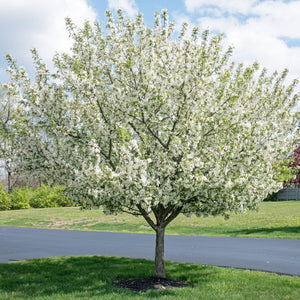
[0,0,300,89]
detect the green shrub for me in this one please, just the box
[51,186,72,207]
[9,187,31,210]
[29,185,72,208]
[0,185,11,211]
[264,191,278,201]
[1,185,72,210]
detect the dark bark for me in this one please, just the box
[7,170,12,194]
[154,226,166,278]
[137,203,183,279]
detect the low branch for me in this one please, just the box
[120,208,142,216]
[152,206,160,224]
[161,203,175,220]
[162,206,182,227]
[121,204,142,215]
[137,203,157,230]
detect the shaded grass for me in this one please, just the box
[0,201,299,239]
[0,256,299,299]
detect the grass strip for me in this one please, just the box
[0,201,299,239]
[0,256,299,299]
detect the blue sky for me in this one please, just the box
[0,0,299,87]
[87,0,185,27]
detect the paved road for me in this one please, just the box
[0,226,299,276]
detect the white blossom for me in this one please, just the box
[4,10,299,245]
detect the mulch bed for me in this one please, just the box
[113,277,192,293]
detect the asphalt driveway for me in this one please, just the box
[0,226,299,276]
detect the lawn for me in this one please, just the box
[0,256,299,299]
[0,201,299,239]
[0,202,299,299]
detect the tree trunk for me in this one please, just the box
[7,170,12,194]
[136,203,182,279]
[155,226,166,278]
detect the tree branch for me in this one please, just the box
[203,128,216,138]
[152,206,160,223]
[166,83,187,149]
[120,208,142,216]
[96,99,109,125]
[108,139,113,159]
[162,206,182,227]
[128,121,145,144]
[141,114,168,149]
[4,104,11,125]
[161,203,176,220]
[107,70,114,84]
[99,148,116,171]
[137,203,157,230]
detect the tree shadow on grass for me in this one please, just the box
[0,256,215,299]
[228,226,300,238]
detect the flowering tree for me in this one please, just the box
[4,10,299,278]
[1,63,43,192]
[0,84,22,193]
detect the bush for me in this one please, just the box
[0,185,11,211]
[52,186,72,207]
[29,185,72,208]
[9,187,31,210]
[0,185,72,210]
[264,191,278,201]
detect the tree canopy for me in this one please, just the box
[3,10,299,278]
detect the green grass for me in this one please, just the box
[0,256,299,299]
[0,201,299,239]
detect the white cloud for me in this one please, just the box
[0,0,97,82]
[185,0,256,15]
[107,0,138,18]
[183,0,300,88]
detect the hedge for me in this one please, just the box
[0,185,72,211]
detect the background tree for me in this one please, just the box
[5,10,299,278]
[291,147,300,185]
[283,144,300,186]
[1,59,50,190]
[0,79,22,193]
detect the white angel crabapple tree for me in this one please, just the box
[7,10,299,278]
